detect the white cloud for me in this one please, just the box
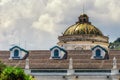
[108,1,120,21]
[32,0,65,33]
[0,18,13,28]
[32,13,62,33]
[0,0,120,50]
[0,0,10,5]
[93,0,120,22]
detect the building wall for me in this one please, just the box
[59,41,108,50]
[34,75,116,80]
[58,34,109,50]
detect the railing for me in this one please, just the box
[31,69,67,73]
[75,69,111,73]
[30,69,113,76]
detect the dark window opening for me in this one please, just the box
[14,49,19,57]
[83,18,86,22]
[107,76,109,78]
[54,49,59,58]
[63,76,66,78]
[92,41,94,43]
[96,49,101,57]
[75,76,78,78]
[79,19,82,22]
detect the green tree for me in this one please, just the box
[109,37,120,50]
[0,67,35,80]
[0,61,6,74]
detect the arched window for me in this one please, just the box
[96,49,101,57]
[14,49,19,57]
[54,49,59,57]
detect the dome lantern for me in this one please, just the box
[77,14,91,24]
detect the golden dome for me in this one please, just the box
[63,14,103,36]
[64,23,103,36]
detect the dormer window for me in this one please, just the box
[91,45,109,60]
[50,46,67,59]
[9,46,29,60]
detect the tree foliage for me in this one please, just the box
[114,37,120,43]
[0,61,6,74]
[0,67,35,80]
[109,37,120,50]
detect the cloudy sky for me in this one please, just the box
[0,0,120,50]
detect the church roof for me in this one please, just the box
[1,50,120,69]
[63,14,103,36]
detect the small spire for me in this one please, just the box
[82,0,86,14]
[69,58,73,69]
[67,58,74,75]
[113,57,117,69]
[82,1,85,14]
[25,58,30,74]
[25,58,29,69]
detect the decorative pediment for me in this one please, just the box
[50,46,67,59]
[9,46,29,60]
[91,45,109,60]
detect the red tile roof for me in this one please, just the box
[0,50,120,69]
